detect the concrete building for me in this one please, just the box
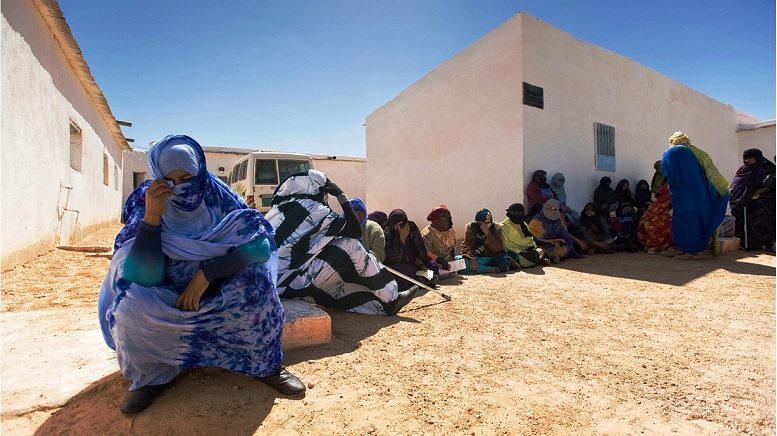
[365,13,775,236]
[2,0,131,270]
[737,121,776,161]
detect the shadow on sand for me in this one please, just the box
[542,249,774,286]
[33,304,417,435]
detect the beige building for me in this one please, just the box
[366,13,775,235]
[2,0,131,270]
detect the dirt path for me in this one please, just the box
[1,224,774,435]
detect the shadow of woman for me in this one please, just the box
[34,367,298,436]
[34,308,413,435]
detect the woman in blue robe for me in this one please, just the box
[660,132,729,256]
[98,134,304,415]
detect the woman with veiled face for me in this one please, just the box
[99,134,304,415]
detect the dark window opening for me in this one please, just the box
[523,82,544,109]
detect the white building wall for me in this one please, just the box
[2,0,126,269]
[735,122,776,173]
[310,155,366,214]
[366,16,523,233]
[519,14,759,213]
[366,12,764,235]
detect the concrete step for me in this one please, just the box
[281,299,331,350]
[717,236,740,255]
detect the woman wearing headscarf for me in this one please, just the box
[650,160,667,201]
[634,179,652,208]
[265,170,417,316]
[460,208,513,273]
[500,203,550,267]
[421,205,458,280]
[593,176,618,216]
[633,179,653,223]
[367,210,388,228]
[660,131,729,256]
[549,172,580,224]
[729,148,776,251]
[526,170,558,212]
[615,179,635,207]
[574,202,615,254]
[528,199,583,262]
[383,209,440,290]
[98,134,304,415]
[637,183,673,253]
[347,198,386,262]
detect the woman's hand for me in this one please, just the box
[479,222,490,234]
[468,258,479,271]
[397,222,410,243]
[176,270,209,311]
[143,179,173,225]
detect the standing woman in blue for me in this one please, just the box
[660,132,729,257]
[98,134,304,415]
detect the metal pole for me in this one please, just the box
[383,265,452,301]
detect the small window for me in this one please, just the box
[254,159,278,185]
[114,165,119,190]
[69,121,82,172]
[523,82,544,109]
[103,154,109,186]
[594,122,616,171]
[239,160,248,180]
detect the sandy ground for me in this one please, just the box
[1,223,775,435]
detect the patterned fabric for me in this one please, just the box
[265,170,398,315]
[421,225,456,260]
[637,184,673,251]
[528,200,577,260]
[98,134,283,391]
[661,133,729,253]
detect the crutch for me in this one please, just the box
[383,265,452,301]
[743,206,748,250]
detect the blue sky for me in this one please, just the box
[59,0,775,156]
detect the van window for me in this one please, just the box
[239,160,248,180]
[279,159,312,184]
[255,159,278,184]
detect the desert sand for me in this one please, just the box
[1,223,775,435]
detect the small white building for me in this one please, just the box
[365,13,775,235]
[2,0,131,270]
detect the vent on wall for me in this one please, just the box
[523,82,544,109]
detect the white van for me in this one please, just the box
[228,151,315,212]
